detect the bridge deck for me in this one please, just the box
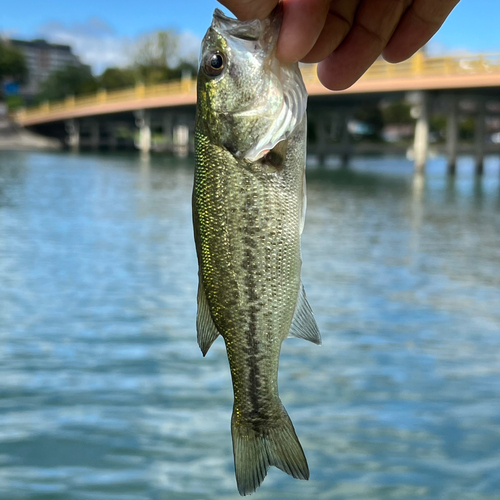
[15,52,500,126]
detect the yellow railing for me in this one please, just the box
[301,52,500,82]
[15,52,500,123]
[15,78,198,123]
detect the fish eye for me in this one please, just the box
[204,52,225,77]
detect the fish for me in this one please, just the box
[193,6,321,496]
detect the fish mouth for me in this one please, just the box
[211,6,282,50]
[212,9,263,41]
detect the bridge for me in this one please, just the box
[14,52,500,173]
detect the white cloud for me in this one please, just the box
[36,18,132,74]
[30,17,200,74]
[176,31,201,66]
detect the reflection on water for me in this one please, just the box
[0,151,499,500]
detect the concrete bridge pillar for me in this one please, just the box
[412,91,430,175]
[173,115,189,157]
[65,119,80,151]
[134,110,151,154]
[475,97,486,175]
[188,117,196,154]
[446,96,459,175]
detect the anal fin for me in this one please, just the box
[288,284,321,345]
[196,280,220,356]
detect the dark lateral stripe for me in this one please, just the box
[241,190,266,422]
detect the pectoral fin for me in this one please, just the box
[196,280,220,356]
[288,284,321,345]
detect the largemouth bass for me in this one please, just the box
[193,7,321,496]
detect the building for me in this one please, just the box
[9,39,86,100]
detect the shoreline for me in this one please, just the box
[0,111,61,152]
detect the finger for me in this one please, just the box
[301,0,361,64]
[317,0,411,90]
[217,0,278,20]
[383,0,460,63]
[276,0,331,63]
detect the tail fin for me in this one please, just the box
[231,406,309,496]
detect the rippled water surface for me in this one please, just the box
[1,151,500,500]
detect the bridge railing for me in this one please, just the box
[15,52,500,124]
[300,52,500,82]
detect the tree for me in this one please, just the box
[36,65,97,102]
[131,30,197,85]
[0,41,27,99]
[98,67,137,90]
[133,30,179,69]
[134,64,172,85]
[381,101,412,125]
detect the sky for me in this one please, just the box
[1,0,499,74]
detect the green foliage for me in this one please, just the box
[98,67,137,90]
[382,101,412,124]
[430,114,447,142]
[0,41,28,84]
[460,117,475,141]
[36,65,98,102]
[134,64,172,85]
[133,60,197,85]
[4,94,24,110]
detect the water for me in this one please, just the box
[0,151,499,500]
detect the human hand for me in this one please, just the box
[217,0,460,90]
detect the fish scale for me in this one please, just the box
[193,8,321,496]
